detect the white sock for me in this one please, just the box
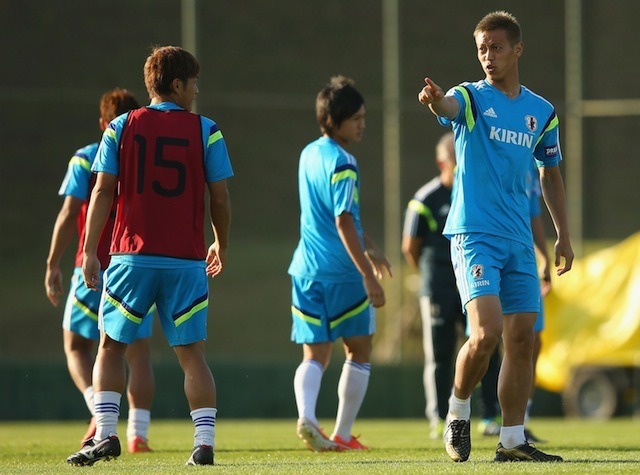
[332,360,371,440]
[500,425,526,449]
[83,386,95,416]
[190,407,217,448]
[447,394,471,421]
[127,408,151,440]
[524,398,533,424]
[294,359,324,426]
[94,391,121,441]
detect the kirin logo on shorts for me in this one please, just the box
[470,264,484,279]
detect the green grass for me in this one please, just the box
[1,418,640,474]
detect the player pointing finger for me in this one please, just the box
[418,77,445,105]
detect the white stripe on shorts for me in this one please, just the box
[451,235,470,305]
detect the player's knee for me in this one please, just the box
[344,340,372,362]
[469,331,500,356]
[504,325,534,347]
[64,334,94,355]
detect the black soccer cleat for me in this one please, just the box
[494,442,563,462]
[444,419,471,462]
[186,444,214,466]
[67,436,121,466]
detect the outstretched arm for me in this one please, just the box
[417,77,459,120]
[539,166,574,276]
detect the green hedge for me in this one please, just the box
[0,361,563,420]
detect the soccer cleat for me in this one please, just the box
[186,444,214,466]
[80,416,96,447]
[67,436,121,466]
[524,427,546,443]
[443,418,471,462]
[494,442,563,462]
[128,436,153,453]
[478,418,501,436]
[331,434,369,451]
[296,418,340,452]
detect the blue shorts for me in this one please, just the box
[450,233,540,315]
[100,262,209,346]
[63,268,153,341]
[290,276,375,344]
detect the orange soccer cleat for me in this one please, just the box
[331,434,369,451]
[128,436,153,453]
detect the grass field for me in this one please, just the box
[1,418,640,474]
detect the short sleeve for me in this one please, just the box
[533,111,562,168]
[437,85,473,130]
[93,115,129,176]
[202,119,234,183]
[58,152,92,200]
[330,163,358,217]
[403,199,434,237]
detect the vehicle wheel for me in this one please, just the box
[563,368,619,419]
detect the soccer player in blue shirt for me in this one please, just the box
[67,46,232,467]
[417,11,573,462]
[45,88,155,453]
[473,160,553,443]
[289,76,392,452]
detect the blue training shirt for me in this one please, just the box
[288,136,363,283]
[438,79,561,246]
[92,101,234,269]
[58,143,98,201]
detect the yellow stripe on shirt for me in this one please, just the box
[208,130,223,147]
[453,85,476,132]
[331,169,357,184]
[69,155,91,171]
[408,199,438,232]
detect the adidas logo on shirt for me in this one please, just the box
[483,107,498,118]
